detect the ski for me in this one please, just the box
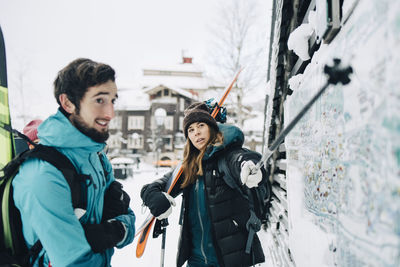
[0,25,13,169]
[135,68,243,258]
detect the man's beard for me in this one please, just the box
[70,113,109,143]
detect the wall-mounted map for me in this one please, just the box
[284,1,400,266]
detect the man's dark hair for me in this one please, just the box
[54,58,115,112]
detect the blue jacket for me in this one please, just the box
[13,110,135,266]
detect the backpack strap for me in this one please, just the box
[12,145,87,265]
[216,148,247,198]
[2,145,86,209]
[28,241,43,266]
[245,210,261,254]
[216,149,261,254]
[38,253,45,267]
[26,145,86,209]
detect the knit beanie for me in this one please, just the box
[183,102,218,137]
[23,119,43,142]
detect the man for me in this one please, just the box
[13,58,135,266]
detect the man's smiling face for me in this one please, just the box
[69,80,118,143]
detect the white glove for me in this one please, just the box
[156,192,176,220]
[240,161,262,188]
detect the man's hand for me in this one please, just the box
[83,220,126,253]
[102,181,130,222]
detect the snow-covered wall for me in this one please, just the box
[283,0,400,266]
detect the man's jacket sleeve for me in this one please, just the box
[102,153,136,248]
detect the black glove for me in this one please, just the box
[102,181,130,222]
[141,188,171,218]
[83,220,125,253]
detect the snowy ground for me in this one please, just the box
[111,163,272,267]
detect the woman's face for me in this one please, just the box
[187,122,210,151]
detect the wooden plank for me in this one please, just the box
[273,173,287,189]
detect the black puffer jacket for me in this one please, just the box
[141,124,266,267]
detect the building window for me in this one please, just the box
[151,115,173,131]
[163,135,173,150]
[128,116,144,130]
[109,116,122,129]
[164,116,174,131]
[179,116,184,131]
[107,134,121,148]
[163,89,169,96]
[180,98,185,111]
[127,134,143,149]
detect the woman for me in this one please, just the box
[141,102,266,267]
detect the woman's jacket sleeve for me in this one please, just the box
[222,147,268,185]
[140,167,183,204]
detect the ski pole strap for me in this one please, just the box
[245,210,261,254]
[153,218,169,238]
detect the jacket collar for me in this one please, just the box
[203,123,244,161]
[38,109,105,153]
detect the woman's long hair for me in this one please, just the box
[181,125,223,188]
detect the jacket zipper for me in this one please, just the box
[89,154,105,223]
[196,179,208,265]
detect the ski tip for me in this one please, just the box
[136,247,145,258]
[136,236,148,258]
[135,218,155,258]
[136,234,146,258]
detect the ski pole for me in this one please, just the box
[252,58,353,173]
[159,218,168,267]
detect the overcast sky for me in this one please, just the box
[0,0,270,129]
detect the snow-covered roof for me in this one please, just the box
[141,74,210,91]
[142,62,204,73]
[142,84,198,99]
[116,88,150,110]
[141,62,212,91]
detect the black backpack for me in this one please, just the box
[216,147,271,254]
[0,144,87,267]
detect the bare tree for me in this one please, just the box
[206,0,268,127]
